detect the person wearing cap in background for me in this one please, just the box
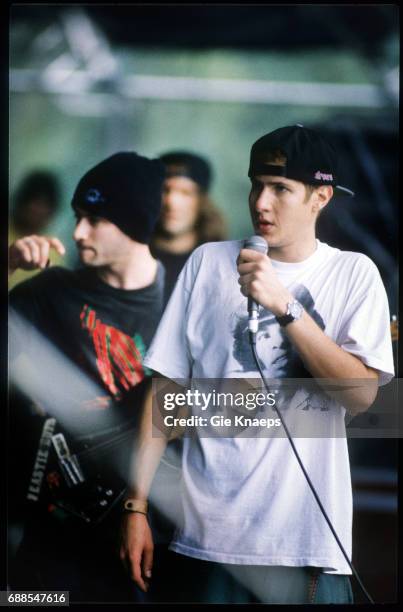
[121,126,394,603]
[8,152,174,602]
[151,151,226,305]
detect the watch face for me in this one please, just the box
[289,300,303,319]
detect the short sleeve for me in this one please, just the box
[144,247,203,380]
[336,255,395,386]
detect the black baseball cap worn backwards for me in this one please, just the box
[248,125,354,197]
[71,152,165,243]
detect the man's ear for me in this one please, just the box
[313,185,333,213]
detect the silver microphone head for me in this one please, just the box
[243,235,268,254]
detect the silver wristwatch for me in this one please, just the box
[276,299,304,327]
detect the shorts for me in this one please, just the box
[148,551,354,604]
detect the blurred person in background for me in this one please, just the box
[151,151,227,305]
[9,170,63,289]
[8,152,178,603]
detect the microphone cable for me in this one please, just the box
[249,331,375,604]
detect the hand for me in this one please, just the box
[237,248,293,316]
[9,235,66,275]
[120,512,154,593]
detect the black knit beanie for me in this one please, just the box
[71,152,165,243]
[159,151,212,192]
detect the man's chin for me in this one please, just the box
[78,252,98,266]
[253,228,271,244]
[162,225,188,238]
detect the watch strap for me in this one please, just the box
[276,313,296,327]
[123,498,148,514]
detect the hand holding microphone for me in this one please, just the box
[237,235,294,336]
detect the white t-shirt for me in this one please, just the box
[144,239,394,574]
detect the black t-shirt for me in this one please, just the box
[9,265,165,440]
[9,263,184,542]
[151,246,193,306]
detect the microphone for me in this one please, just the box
[243,235,268,336]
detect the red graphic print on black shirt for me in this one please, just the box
[80,304,145,399]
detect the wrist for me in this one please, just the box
[270,291,295,317]
[276,298,305,328]
[123,498,148,515]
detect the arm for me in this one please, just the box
[237,249,379,414]
[280,308,378,414]
[120,380,182,592]
[9,235,65,276]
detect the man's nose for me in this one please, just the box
[73,217,89,241]
[162,190,178,210]
[254,187,273,212]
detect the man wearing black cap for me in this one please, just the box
[151,151,226,305]
[8,152,171,602]
[121,126,394,603]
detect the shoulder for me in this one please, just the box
[183,240,242,276]
[9,266,76,302]
[30,265,75,286]
[335,249,381,280]
[168,240,241,294]
[319,242,380,278]
[319,244,386,307]
[189,240,243,264]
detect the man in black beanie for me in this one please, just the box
[8,152,173,602]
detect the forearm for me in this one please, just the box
[284,309,378,413]
[127,383,168,500]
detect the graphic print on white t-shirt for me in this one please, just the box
[231,283,325,379]
[231,281,330,414]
